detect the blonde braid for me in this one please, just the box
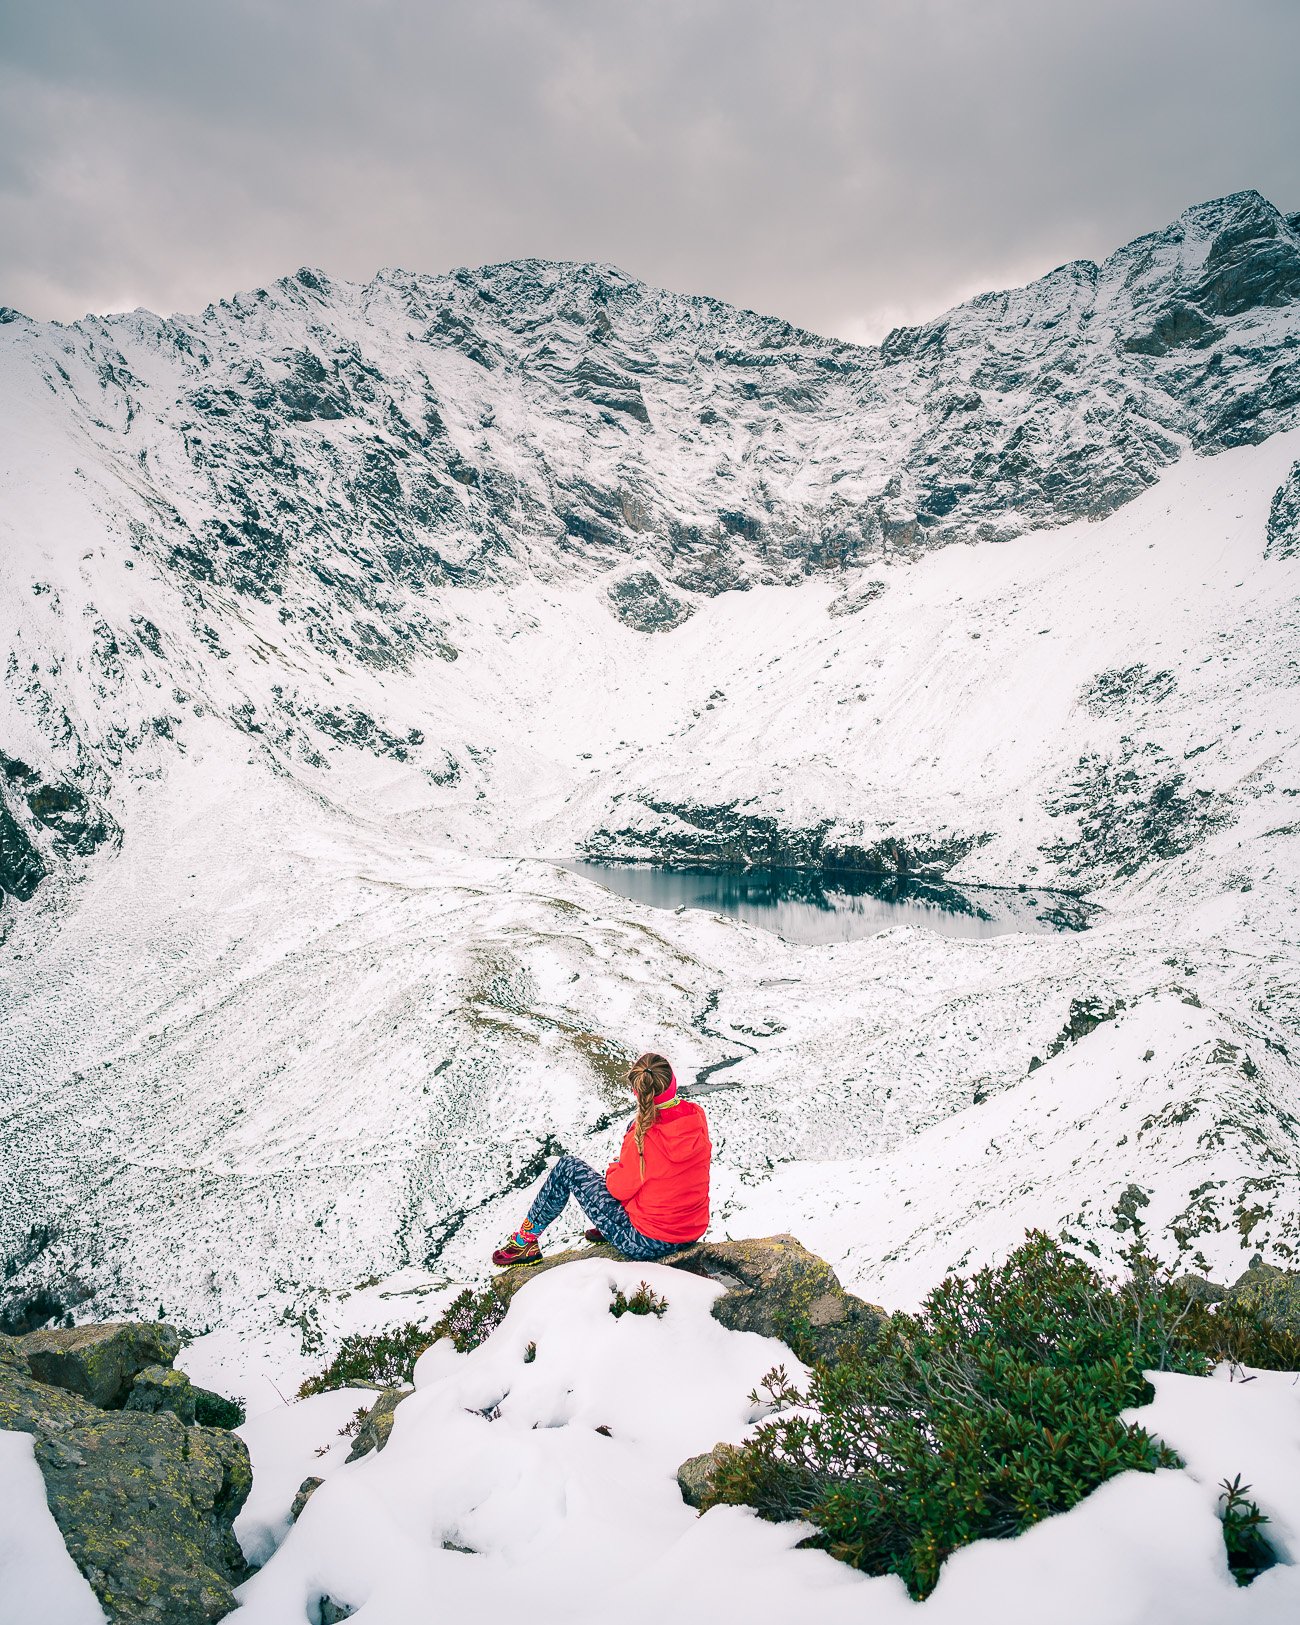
[628,1052,674,1178]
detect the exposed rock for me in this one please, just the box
[0,1332,252,1623]
[0,794,46,901]
[290,1475,324,1521]
[124,1362,197,1424]
[582,799,988,879]
[1171,1272,1228,1305]
[606,569,694,632]
[345,1385,412,1462]
[827,577,887,618]
[1266,461,1300,559]
[669,1235,887,1365]
[677,1441,740,1508]
[19,1320,182,1409]
[1226,1260,1300,1341]
[492,1234,885,1366]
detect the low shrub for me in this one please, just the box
[193,1388,246,1429]
[705,1233,1204,1600]
[431,1285,509,1353]
[610,1282,668,1319]
[296,1285,510,1397]
[1219,1475,1278,1585]
[297,1321,435,1398]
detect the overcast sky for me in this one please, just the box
[2,0,1297,343]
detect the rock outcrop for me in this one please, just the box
[1226,1259,1300,1341]
[491,1232,886,1366]
[1,1323,251,1623]
[1266,461,1300,558]
[19,1320,182,1409]
[345,1385,412,1462]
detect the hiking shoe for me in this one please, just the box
[492,1231,542,1268]
[584,1228,605,1244]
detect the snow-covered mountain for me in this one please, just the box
[2,190,1300,1340]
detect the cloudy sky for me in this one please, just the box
[2,0,1297,342]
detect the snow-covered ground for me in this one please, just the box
[224,1264,1300,1624]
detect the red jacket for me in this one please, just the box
[606,1101,711,1243]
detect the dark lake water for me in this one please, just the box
[566,861,1092,945]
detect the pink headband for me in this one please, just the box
[653,1073,678,1106]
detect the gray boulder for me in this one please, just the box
[124,1363,198,1425]
[19,1320,182,1409]
[1226,1259,1300,1341]
[290,1475,324,1521]
[0,1333,252,1623]
[345,1386,411,1462]
[677,1440,740,1508]
[669,1234,887,1365]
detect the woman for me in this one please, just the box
[492,1052,711,1266]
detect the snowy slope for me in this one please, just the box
[2,194,1300,1339]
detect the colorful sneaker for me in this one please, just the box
[492,1231,542,1268]
[584,1228,605,1244]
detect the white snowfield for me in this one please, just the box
[2,427,1299,1334]
[215,1263,1298,1625]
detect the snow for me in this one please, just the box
[0,1431,105,1625]
[222,1262,1300,1625]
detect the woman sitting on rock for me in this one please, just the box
[493,1052,711,1266]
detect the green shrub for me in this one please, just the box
[296,1285,512,1397]
[706,1232,1204,1600]
[610,1282,668,1319]
[193,1388,246,1429]
[297,1320,435,1398]
[430,1286,509,1353]
[1218,1475,1278,1585]
[1176,1294,1300,1371]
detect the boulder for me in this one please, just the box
[677,1441,740,1509]
[0,1333,252,1623]
[345,1386,411,1462]
[290,1476,324,1521]
[1171,1272,1227,1305]
[669,1234,888,1365]
[1226,1259,1300,1341]
[606,569,694,633]
[124,1363,198,1424]
[19,1320,182,1409]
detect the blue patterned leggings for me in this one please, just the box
[525,1155,686,1262]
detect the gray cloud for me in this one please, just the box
[1,0,1297,340]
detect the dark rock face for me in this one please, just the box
[1041,741,1232,882]
[7,192,1298,675]
[1266,461,1300,559]
[19,1320,182,1410]
[0,1331,252,1624]
[344,1385,411,1462]
[606,569,694,632]
[582,798,987,880]
[0,794,45,901]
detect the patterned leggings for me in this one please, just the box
[525,1155,686,1263]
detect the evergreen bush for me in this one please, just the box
[705,1232,1205,1599]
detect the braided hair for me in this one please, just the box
[627,1051,675,1177]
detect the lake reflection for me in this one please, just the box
[565,861,1092,945]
